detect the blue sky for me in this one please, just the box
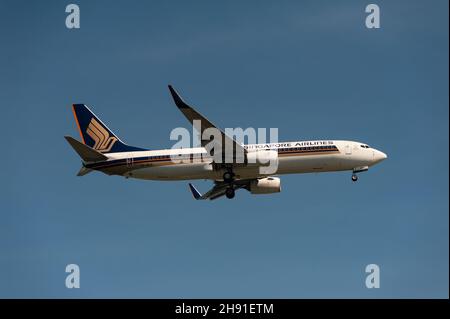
[0,0,448,298]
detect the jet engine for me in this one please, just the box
[249,177,281,194]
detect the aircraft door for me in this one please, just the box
[345,144,352,155]
[126,155,134,168]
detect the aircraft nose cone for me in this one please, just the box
[373,150,387,163]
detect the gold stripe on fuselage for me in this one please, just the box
[92,149,341,173]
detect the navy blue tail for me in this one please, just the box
[71,104,146,153]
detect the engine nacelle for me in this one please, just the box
[249,177,281,194]
[246,149,278,167]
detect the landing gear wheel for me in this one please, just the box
[351,174,358,182]
[225,188,235,199]
[223,171,234,183]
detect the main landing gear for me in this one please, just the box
[223,171,234,183]
[351,166,368,182]
[223,170,236,199]
[225,188,235,199]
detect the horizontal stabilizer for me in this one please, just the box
[64,136,108,162]
[77,166,93,176]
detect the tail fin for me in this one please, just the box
[71,104,145,153]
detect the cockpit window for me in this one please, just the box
[360,145,370,149]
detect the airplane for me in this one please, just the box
[65,85,387,200]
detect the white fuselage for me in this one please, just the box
[87,140,387,181]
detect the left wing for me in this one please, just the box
[188,183,228,200]
[168,85,246,164]
[188,180,249,200]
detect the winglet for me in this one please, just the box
[168,85,190,109]
[188,183,203,200]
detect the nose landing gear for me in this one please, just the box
[351,166,368,182]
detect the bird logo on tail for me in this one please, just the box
[86,118,117,153]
